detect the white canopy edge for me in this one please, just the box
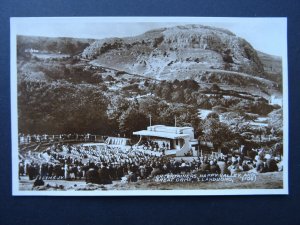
[133,130,190,139]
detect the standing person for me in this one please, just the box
[41,163,48,180]
[19,162,25,179]
[145,163,153,178]
[150,162,161,178]
[116,163,124,180]
[98,163,112,184]
[86,167,100,184]
[48,164,53,179]
[217,158,230,175]
[72,165,78,180]
[82,163,89,179]
[108,164,116,181]
[127,169,137,182]
[255,155,266,173]
[139,163,146,179]
[77,165,83,180]
[209,160,221,174]
[242,161,251,172]
[200,160,210,174]
[265,156,278,172]
[27,163,33,180]
[64,164,68,180]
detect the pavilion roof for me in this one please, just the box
[133,130,190,139]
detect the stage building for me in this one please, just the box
[133,125,198,156]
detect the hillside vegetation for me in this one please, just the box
[17,24,283,149]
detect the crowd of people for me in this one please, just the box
[139,140,170,152]
[18,140,283,185]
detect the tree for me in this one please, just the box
[118,108,148,138]
[138,97,161,122]
[160,82,173,101]
[48,41,58,52]
[201,117,234,152]
[196,95,212,109]
[171,89,185,102]
[268,109,283,134]
[179,79,200,91]
[206,112,220,120]
[210,83,221,92]
[222,111,258,133]
[18,80,110,134]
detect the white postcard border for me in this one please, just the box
[10,17,288,196]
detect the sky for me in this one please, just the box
[11,17,287,56]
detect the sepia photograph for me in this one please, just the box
[10,17,288,195]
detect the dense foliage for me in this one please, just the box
[17,33,282,151]
[18,81,109,134]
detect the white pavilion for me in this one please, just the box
[133,125,198,156]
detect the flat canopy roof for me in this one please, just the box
[133,130,190,139]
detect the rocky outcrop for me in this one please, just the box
[81,24,265,80]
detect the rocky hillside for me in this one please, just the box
[82,25,265,80]
[256,51,282,87]
[16,24,283,135]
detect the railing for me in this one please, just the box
[18,134,105,145]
